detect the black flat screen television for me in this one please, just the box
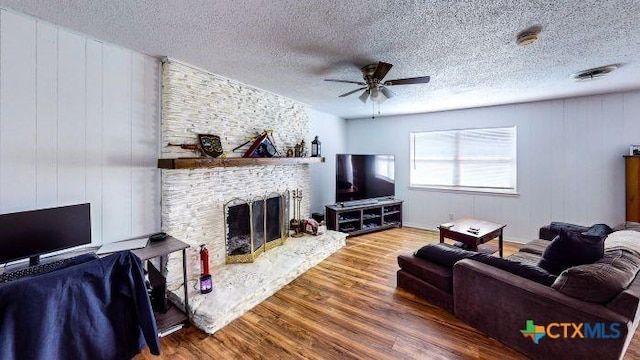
[0,203,91,265]
[336,154,395,203]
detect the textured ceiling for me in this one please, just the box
[2,0,640,119]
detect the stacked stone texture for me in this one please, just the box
[161,59,312,286]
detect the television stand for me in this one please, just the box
[325,199,403,236]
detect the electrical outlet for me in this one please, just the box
[448,213,454,220]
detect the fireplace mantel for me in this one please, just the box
[157,157,325,169]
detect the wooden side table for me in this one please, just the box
[439,218,506,257]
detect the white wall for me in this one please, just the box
[309,109,347,214]
[346,91,640,242]
[0,9,161,245]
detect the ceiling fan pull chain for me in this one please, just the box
[371,100,375,119]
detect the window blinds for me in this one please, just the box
[410,126,517,192]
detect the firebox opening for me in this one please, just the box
[224,191,289,264]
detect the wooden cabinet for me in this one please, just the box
[325,200,403,236]
[626,156,640,222]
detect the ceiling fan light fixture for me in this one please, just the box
[380,86,394,99]
[370,87,381,99]
[358,90,369,104]
[369,87,389,103]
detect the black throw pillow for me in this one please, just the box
[548,222,613,238]
[549,222,590,235]
[537,229,606,275]
[583,223,613,237]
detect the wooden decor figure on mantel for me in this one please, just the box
[232,130,280,158]
[167,134,223,158]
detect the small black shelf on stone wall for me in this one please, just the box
[325,199,403,236]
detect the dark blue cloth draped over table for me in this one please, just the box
[0,251,160,360]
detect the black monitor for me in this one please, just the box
[0,203,91,266]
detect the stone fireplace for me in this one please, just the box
[225,191,289,263]
[159,58,346,335]
[161,59,311,272]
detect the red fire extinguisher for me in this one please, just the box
[200,244,210,275]
[199,244,212,294]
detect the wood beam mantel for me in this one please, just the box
[157,157,325,169]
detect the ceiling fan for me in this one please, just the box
[325,62,430,103]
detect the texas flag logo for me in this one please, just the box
[521,320,546,344]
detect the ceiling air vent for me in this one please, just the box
[572,65,619,81]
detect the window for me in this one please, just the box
[410,126,517,194]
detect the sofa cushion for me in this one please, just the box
[519,239,551,256]
[538,229,606,275]
[414,244,556,286]
[397,254,453,293]
[552,249,640,303]
[507,251,541,265]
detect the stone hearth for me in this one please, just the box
[167,230,346,334]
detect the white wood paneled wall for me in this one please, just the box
[345,91,640,242]
[0,10,160,244]
[309,109,346,213]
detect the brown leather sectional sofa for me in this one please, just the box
[397,223,640,359]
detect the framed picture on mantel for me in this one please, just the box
[630,145,640,156]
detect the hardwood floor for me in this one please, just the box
[136,227,640,359]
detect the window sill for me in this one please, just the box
[408,185,520,197]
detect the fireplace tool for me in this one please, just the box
[290,189,304,237]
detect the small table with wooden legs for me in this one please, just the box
[438,218,506,257]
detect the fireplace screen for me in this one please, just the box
[224,191,289,263]
[226,201,251,257]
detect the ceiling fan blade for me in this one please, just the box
[339,87,367,97]
[324,79,366,85]
[358,90,369,103]
[380,86,396,99]
[372,62,393,81]
[384,76,430,86]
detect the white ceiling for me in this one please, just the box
[2,0,640,119]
